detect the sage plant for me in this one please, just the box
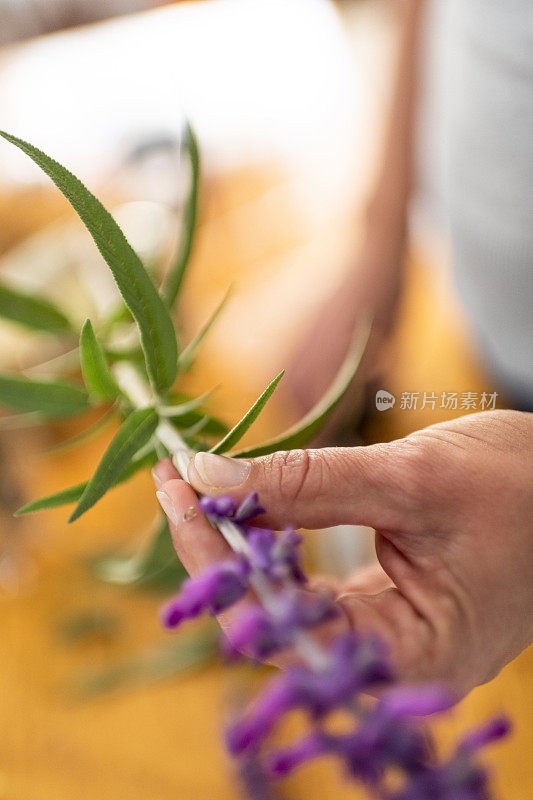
[0,128,508,798]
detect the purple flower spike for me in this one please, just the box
[458,715,511,755]
[227,591,337,660]
[225,605,279,659]
[245,526,305,583]
[228,632,394,755]
[226,677,295,754]
[234,492,266,523]
[271,528,306,582]
[160,557,250,629]
[247,528,277,572]
[199,495,237,519]
[339,709,428,782]
[381,684,457,718]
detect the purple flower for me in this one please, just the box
[391,758,489,800]
[234,492,266,524]
[226,677,294,754]
[458,716,511,754]
[337,707,427,782]
[380,685,456,717]
[269,702,428,783]
[391,716,510,800]
[246,528,277,572]
[246,526,305,583]
[160,557,250,628]
[238,752,280,800]
[199,495,237,519]
[226,591,337,659]
[199,492,265,525]
[226,632,392,754]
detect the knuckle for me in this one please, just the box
[265,449,324,505]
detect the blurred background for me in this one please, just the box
[0,1,531,798]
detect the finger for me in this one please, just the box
[187,444,410,531]
[156,478,232,574]
[342,563,394,595]
[152,457,180,488]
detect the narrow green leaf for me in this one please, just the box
[116,444,159,483]
[42,404,117,455]
[15,483,86,515]
[91,516,187,592]
[71,630,216,698]
[178,288,231,372]
[80,319,121,401]
[0,281,73,334]
[233,321,371,458]
[0,131,178,393]
[162,121,200,307]
[209,371,284,455]
[15,445,158,516]
[0,373,88,418]
[69,407,158,522]
[171,411,228,437]
[158,388,216,418]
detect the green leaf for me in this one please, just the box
[42,403,117,455]
[15,446,158,517]
[171,411,228,437]
[209,371,284,455]
[0,373,88,418]
[0,131,178,393]
[15,482,86,515]
[178,288,231,372]
[91,516,187,592]
[162,121,200,307]
[70,629,216,698]
[80,319,121,401]
[0,280,73,334]
[159,388,216,418]
[233,321,371,458]
[69,407,158,522]
[115,444,159,483]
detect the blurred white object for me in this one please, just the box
[0,0,362,213]
[0,0,159,45]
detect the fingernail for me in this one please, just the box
[156,490,179,526]
[152,468,164,489]
[193,452,251,488]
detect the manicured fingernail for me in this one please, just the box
[152,468,164,489]
[193,452,251,488]
[156,490,179,526]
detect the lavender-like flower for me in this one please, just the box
[160,557,250,628]
[225,590,337,659]
[160,493,510,800]
[226,632,392,754]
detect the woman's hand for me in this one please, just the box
[154,410,533,698]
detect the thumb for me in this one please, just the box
[187,445,409,531]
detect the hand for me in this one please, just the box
[154,410,533,698]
